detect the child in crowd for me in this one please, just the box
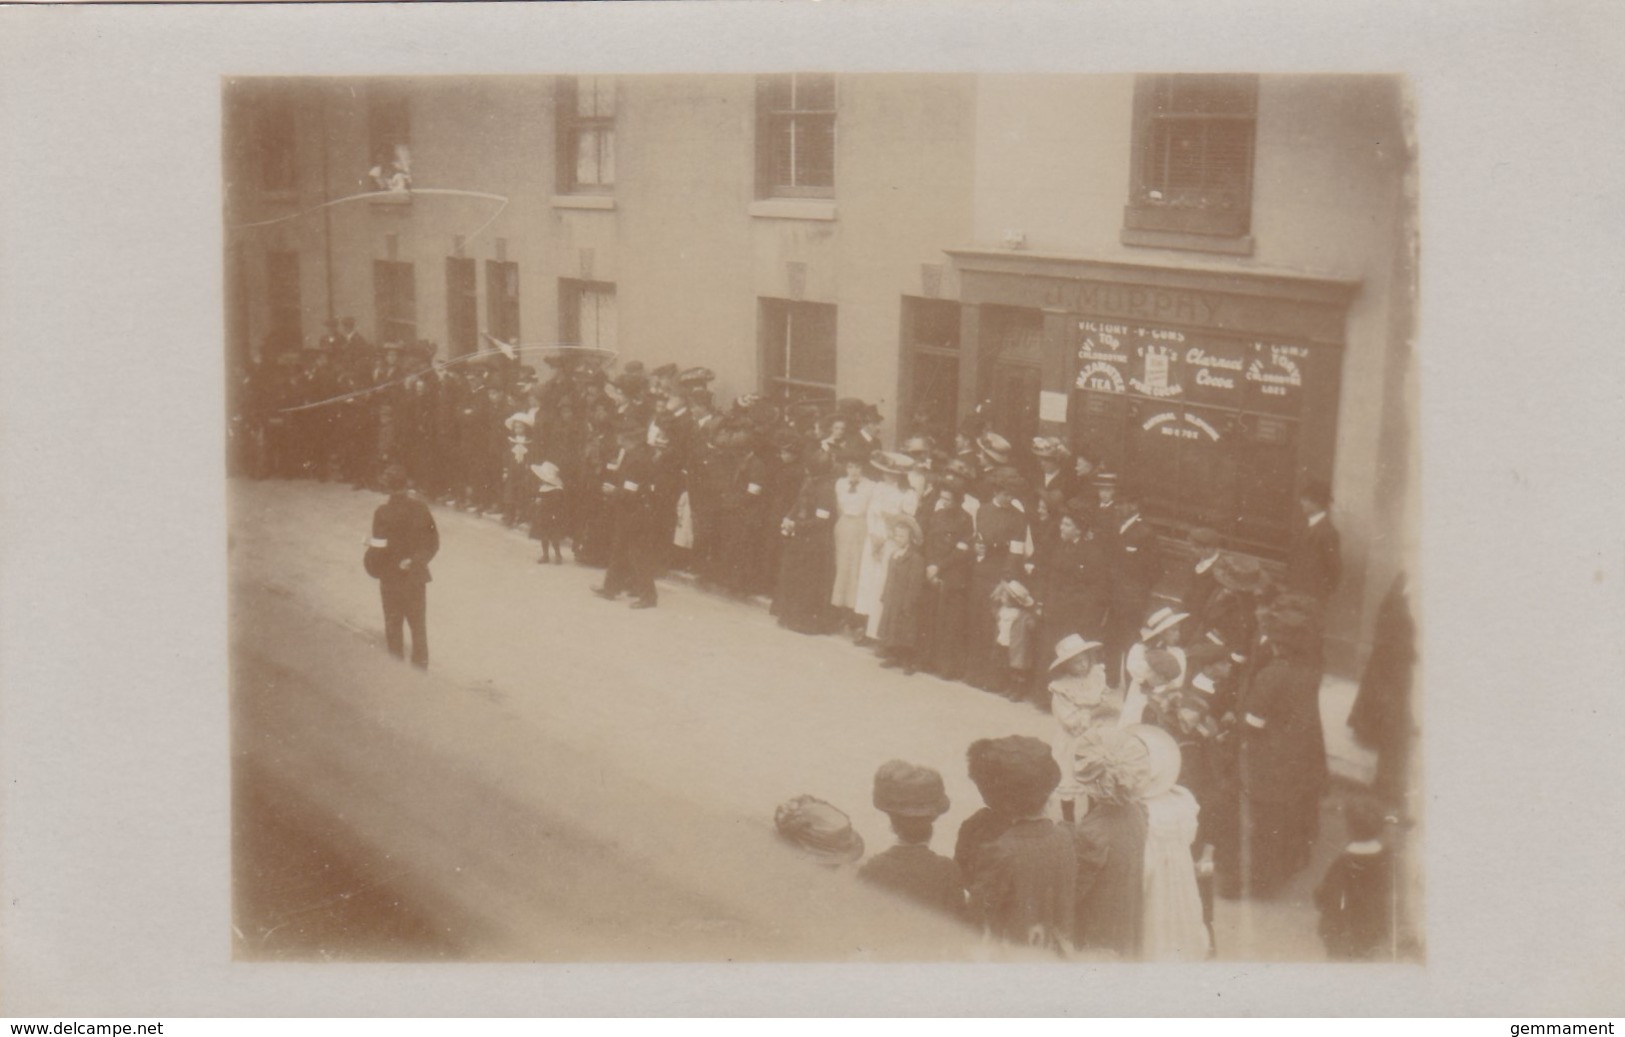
[857,760,966,920]
[1047,634,1109,823]
[876,515,927,675]
[1314,794,1396,961]
[991,578,1040,701]
[529,460,567,564]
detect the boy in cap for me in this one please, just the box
[858,761,966,919]
[1313,794,1396,960]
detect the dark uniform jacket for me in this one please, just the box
[1109,513,1158,620]
[371,492,440,584]
[1239,655,1328,803]
[1286,515,1342,601]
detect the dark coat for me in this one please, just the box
[1110,514,1158,611]
[1239,655,1328,803]
[371,492,440,584]
[877,546,927,650]
[1180,559,1221,636]
[858,844,967,920]
[1314,848,1395,960]
[968,818,1078,952]
[1286,515,1342,601]
[773,472,837,634]
[1036,533,1110,641]
[1073,801,1148,959]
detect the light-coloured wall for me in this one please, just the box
[967,73,1414,662]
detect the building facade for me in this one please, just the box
[224,73,1416,673]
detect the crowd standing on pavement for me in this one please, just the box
[232,322,1415,962]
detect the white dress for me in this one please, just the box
[830,477,873,610]
[856,483,918,634]
[1139,786,1211,961]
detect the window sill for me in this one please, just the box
[748,199,837,222]
[1121,227,1255,257]
[551,195,617,211]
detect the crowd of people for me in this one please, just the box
[234,325,1408,961]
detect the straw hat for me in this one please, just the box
[774,795,865,866]
[1049,633,1104,672]
[1139,605,1189,643]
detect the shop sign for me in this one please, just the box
[1141,410,1223,442]
[1077,318,1308,415]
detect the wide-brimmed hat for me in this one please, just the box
[678,366,715,386]
[529,461,564,489]
[870,450,916,476]
[872,760,951,818]
[1050,633,1104,671]
[976,432,1012,464]
[1125,723,1184,799]
[945,458,977,481]
[774,795,865,865]
[1139,606,1189,643]
[887,513,924,546]
[1071,727,1152,808]
[1214,552,1270,593]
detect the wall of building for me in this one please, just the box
[966,74,1414,666]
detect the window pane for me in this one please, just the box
[768,119,795,189]
[596,290,617,353]
[794,74,835,111]
[579,289,598,349]
[762,302,789,380]
[911,353,959,437]
[576,127,601,186]
[1201,120,1252,193]
[787,304,836,385]
[598,127,615,186]
[794,115,835,188]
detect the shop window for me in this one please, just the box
[266,250,302,354]
[373,259,416,347]
[556,76,616,194]
[560,279,617,352]
[1123,74,1257,252]
[445,257,478,357]
[256,97,297,193]
[902,297,961,441]
[979,305,1044,446]
[756,74,836,199]
[761,298,837,403]
[486,260,521,344]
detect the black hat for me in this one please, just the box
[966,736,1061,818]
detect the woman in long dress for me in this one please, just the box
[1127,723,1211,961]
[855,454,918,640]
[828,454,874,628]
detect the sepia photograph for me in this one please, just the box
[9,0,1625,1020]
[223,71,1419,965]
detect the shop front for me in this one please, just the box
[947,250,1360,561]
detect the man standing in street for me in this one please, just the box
[367,463,440,668]
[1286,479,1342,602]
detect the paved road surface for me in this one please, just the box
[230,476,1388,962]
